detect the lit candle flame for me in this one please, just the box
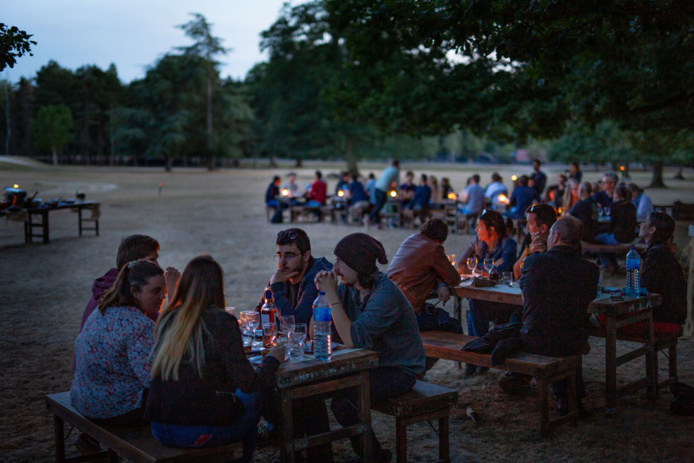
[390,190,397,198]
[281,189,289,197]
[451,254,455,263]
[447,192,457,200]
[558,207,563,215]
[511,175,517,181]
[498,194,508,204]
[337,190,344,197]
[13,184,19,189]
[620,166,625,171]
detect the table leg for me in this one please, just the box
[357,370,372,463]
[280,393,295,463]
[605,316,617,414]
[54,415,66,463]
[40,210,49,243]
[78,207,83,236]
[645,311,657,398]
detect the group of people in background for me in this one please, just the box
[68,160,684,463]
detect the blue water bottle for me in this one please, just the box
[312,291,332,361]
[625,247,641,298]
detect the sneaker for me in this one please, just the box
[74,433,100,455]
[498,372,533,394]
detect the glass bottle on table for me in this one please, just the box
[260,287,276,326]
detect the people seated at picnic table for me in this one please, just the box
[348,174,371,222]
[266,175,289,223]
[367,159,400,229]
[500,216,598,417]
[78,234,179,335]
[506,175,540,220]
[388,219,463,333]
[594,184,637,271]
[569,161,583,183]
[457,210,517,375]
[314,233,425,463]
[457,174,485,216]
[562,177,580,211]
[254,228,332,326]
[544,174,567,209]
[440,177,454,199]
[628,183,654,223]
[283,172,302,203]
[71,260,166,425]
[405,173,432,223]
[335,171,350,196]
[597,212,687,336]
[305,170,327,207]
[428,174,441,206]
[484,172,508,211]
[530,159,547,195]
[399,170,417,203]
[513,204,558,280]
[145,256,284,463]
[592,171,618,209]
[568,182,598,243]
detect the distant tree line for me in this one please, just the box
[2,3,693,181]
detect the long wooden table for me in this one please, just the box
[450,280,661,412]
[272,348,378,463]
[21,201,100,244]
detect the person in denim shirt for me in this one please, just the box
[457,210,517,375]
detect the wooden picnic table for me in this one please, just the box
[1,201,100,244]
[449,280,661,412]
[271,348,378,463]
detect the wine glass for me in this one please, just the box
[483,258,494,276]
[246,312,260,348]
[467,257,478,276]
[291,323,307,360]
[279,315,296,335]
[263,323,278,347]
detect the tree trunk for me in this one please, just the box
[206,67,215,171]
[295,158,303,168]
[165,155,173,172]
[674,166,684,180]
[269,156,277,168]
[345,138,359,175]
[4,83,10,156]
[649,160,666,188]
[52,146,58,165]
[109,138,115,166]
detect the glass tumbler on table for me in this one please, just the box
[263,322,278,347]
[483,258,493,276]
[245,312,261,348]
[289,323,307,360]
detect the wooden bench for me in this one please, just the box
[46,392,241,463]
[589,323,682,392]
[420,331,579,437]
[371,380,457,463]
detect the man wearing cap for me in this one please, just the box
[315,233,425,463]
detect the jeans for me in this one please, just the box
[368,189,388,224]
[594,233,623,268]
[331,367,416,459]
[150,390,261,463]
[467,300,517,337]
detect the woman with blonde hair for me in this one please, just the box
[71,259,165,424]
[145,255,283,462]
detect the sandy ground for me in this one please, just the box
[1,162,694,462]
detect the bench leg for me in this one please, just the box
[439,415,450,463]
[537,377,550,438]
[395,418,407,463]
[669,344,678,385]
[54,415,66,463]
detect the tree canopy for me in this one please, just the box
[0,23,36,71]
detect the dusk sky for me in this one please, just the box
[2,0,304,84]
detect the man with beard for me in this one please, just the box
[255,228,334,462]
[254,228,332,325]
[315,233,425,462]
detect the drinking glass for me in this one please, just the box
[502,272,513,285]
[290,323,307,360]
[467,257,478,276]
[263,323,278,347]
[279,315,296,335]
[239,311,256,347]
[246,312,261,348]
[483,258,494,276]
